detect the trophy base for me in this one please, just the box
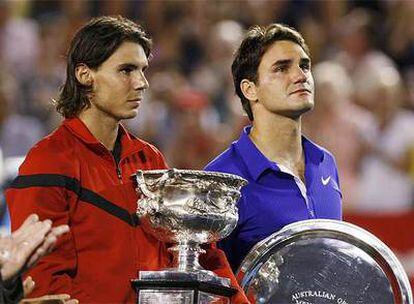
[132,271,237,304]
[139,269,231,286]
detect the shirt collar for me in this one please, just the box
[302,136,325,165]
[63,117,143,156]
[63,117,101,145]
[235,125,276,181]
[235,125,325,181]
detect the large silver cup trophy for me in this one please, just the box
[131,169,247,304]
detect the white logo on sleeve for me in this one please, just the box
[321,176,331,186]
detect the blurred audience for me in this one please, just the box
[355,63,414,213]
[0,71,45,159]
[0,0,412,220]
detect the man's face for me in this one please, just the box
[251,40,314,119]
[88,41,149,121]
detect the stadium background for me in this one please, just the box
[0,0,413,289]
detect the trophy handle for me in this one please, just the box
[136,170,157,199]
[208,188,240,208]
[136,169,177,200]
[159,168,176,185]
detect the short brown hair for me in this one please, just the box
[232,23,310,121]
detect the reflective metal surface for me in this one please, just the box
[135,168,247,284]
[237,219,412,304]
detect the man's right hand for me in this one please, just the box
[19,294,79,304]
[0,214,70,282]
[21,277,79,304]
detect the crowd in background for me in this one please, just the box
[0,0,413,222]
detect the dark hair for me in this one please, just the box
[231,23,310,121]
[56,16,152,118]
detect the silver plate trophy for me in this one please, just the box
[131,169,247,304]
[237,219,413,304]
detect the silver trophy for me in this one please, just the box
[237,219,413,304]
[131,169,247,304]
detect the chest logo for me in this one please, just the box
[321,176,331,186]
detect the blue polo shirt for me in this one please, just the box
[204,126,342,271]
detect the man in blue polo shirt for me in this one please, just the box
[205,23,342,272]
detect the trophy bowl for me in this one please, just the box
[134,168,247,282]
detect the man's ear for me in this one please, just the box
[75,64,93,86]
[240,79,258,103]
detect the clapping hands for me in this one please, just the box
[0,214,69,283]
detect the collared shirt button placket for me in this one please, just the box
[277,164,315,219]
[295,177,316,219]
[286,168,315,219]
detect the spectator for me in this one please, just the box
[355,62,414,212]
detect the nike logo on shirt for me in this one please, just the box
[321,176,331,186]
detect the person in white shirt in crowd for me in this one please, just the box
[355,61,414,212]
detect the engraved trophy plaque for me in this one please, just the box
[131,169,247,304]
[237,219,413,304]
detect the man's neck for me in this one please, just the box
[250,114,304,178]
[78,110,119,151]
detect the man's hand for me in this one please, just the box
[19,294,79,304]
[21,277,79,304]
[0,214,69,282]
